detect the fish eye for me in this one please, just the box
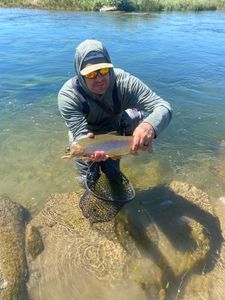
[64,146,71,153]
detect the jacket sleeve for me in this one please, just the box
[117,70,173,137]
[58,80,88,140]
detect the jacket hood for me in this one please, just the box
[74,39,116,99]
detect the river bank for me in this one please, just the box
[0,0,225,12]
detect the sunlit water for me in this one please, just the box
[1,8,225,212]
[1,7,225,300]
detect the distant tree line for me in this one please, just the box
[1,0,225,11]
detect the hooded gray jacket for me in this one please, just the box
[58,40,172,141]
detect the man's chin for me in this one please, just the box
[94,87,107,95]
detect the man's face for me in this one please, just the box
[84,67,110,95]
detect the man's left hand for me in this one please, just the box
[86,132,109,162]
[131,122,155,153]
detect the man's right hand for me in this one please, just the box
[131,122,155,153]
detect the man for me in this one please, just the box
[58,39,172,187]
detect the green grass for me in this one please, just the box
[0,0,225,11]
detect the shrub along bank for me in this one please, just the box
[0,0,225,12]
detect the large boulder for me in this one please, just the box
[27,181,223,299]
[0,197,29,300]
[168,182,225,300]
[27,191,162,299]
[1,180,224,300]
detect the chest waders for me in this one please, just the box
[71,76,122,185]
[71,77,137,206]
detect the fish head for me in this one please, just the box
[62,143,85,159]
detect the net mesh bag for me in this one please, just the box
[79,190,126,223]
[85,168,135,202]
[79,166,135,223]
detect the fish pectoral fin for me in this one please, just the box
[61,154,72,159]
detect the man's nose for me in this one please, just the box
[95,73,104,81]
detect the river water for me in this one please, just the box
[1,7,225,300]
[1,8,225,212]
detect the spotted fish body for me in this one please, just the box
[63,134,133,159]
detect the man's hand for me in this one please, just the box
[86,132,109,162]
[131,122,155,153]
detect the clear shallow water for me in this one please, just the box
[0,8,225,213]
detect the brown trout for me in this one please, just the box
[62,134,133,159]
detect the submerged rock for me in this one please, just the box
[1,180,225,300]
[215,196,225,238]
[168,182,225,300]
[0,196,29,300]
[27,191,162,299]
[27,181,223,300]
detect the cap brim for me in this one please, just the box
[80,63,113,76]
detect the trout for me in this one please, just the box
[62,133,133,159]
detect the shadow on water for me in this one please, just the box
[118,185,223,299]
